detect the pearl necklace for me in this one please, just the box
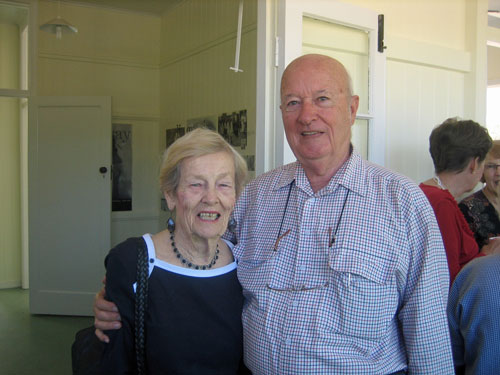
[169,229,219,270]
[433,175,447,190]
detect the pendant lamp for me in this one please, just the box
[39,1,77,39]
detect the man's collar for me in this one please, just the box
[273,148,368,197]
[328,149,367,197]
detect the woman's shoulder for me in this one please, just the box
[420,183,456,206]
[105,236,146,269]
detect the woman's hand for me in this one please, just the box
[93,284,122,343]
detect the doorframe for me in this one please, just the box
[0,0,38,289]
[256,0,386,172]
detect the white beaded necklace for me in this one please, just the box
[433,175,447,190]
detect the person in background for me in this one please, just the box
[100,128,249,374]
[420,118,500,284]
[95,54,454,374]
[459,140,500,248]
[447,253,500,374]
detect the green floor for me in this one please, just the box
[0,288,93,375]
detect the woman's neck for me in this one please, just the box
[483,185,500,208]
[172,229,219,264]
[428,173,465,200]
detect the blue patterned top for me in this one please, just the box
[448,253,500,374]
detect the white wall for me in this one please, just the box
[38,0,162,248]
[158,0,258,227]
[342,0,484,183]
[488,45,500,82]
[159,0,257,157]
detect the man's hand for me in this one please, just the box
[93,286,121,343]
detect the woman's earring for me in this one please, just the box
[167,217,175,233]
[227,218,237,233]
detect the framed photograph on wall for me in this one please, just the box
[218,109,248,149]
[186,116,217,132]
[166,125,185,148]
[112,123,132,211]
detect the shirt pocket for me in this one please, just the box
[317,243,399,341]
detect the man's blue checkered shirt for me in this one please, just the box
[226,149,454,374]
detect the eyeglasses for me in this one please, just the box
[485,163,500,170]
[273,183,351,251]
[266,282,329,292]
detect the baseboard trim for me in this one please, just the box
[0,281,22,289]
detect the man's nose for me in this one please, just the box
[297,99,318,125]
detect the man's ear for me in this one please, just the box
[349,95,360,125]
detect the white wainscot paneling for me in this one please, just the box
[386,60,466,184]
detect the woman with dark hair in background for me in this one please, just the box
[459,140,500,248]
[420,118,500,283]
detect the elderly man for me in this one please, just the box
[95,54,453,374]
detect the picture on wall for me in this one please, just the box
[186,116,217,132]
[165,108,254,173]
[112,123,132,211]
[218,109,247,149]
[166,125,185,148]
[244,155,255,171]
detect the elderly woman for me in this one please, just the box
[420,118,500,284]
[459,141,500,249]
[99,128,248,374]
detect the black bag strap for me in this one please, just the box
[134,237,149,375]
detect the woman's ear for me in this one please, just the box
[467,157,476,173]
[470,157,483,174]
[164,190,176,211]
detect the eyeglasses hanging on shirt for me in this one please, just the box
[266,282,330,292]
[273,181,351,251]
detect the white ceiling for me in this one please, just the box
[62,0,183,15]
[65,0,500,27]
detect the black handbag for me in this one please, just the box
[72,238,149,375]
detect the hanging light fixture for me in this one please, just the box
[39,0,77,40]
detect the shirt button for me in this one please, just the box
[291,300,299,307]
[285,338,292,346]
[298,265,306,272]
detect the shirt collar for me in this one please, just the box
[272,147,368,197]
[326,148,367,197]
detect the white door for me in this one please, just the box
[29,96,111,316]
[274,0,386,167]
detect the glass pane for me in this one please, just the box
[352,118,368,159]
[0,3,28,90]
[302,16,369,114]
